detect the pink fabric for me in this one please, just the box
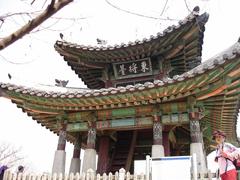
[216,143,237,175]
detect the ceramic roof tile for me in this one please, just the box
[119,87,126,93]
[102,91,109,95]
[156,81,164,86]
[110,90,117,94]
[129,87,135,91]
[137,86,145,90]
[76,94,83,98]
[144,82,154,88]
[55,9,207,52]
[1,40,240,99]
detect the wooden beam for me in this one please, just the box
[20,103,61,114]
[67,117,153,132]
[228,67,240,77]
[125,130,137,172]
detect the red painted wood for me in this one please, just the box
[97,136,110,174]
[57,123,67,151]
[73,134,81,158]
[163,132,170,156]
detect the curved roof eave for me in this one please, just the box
[1,40,240,143]
[54,11,209,63]
[2,41,239,100]
[54,10,209,89]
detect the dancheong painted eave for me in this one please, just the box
[54,11,207,62]
[0,39,240,142]
[54,7,209,89]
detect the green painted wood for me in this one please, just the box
[67,122,88,132]
[227,81,240,92]
[179,113,189,122]
[112,107,135,117]
[160,102,188,114]
[196,79,226,99]
[171,103,178,113]
[66,112,93,122]
[111,118,135,127]
[136,117,153,126]
[3,60,237,110]
[162,113,189,124]
[222,60,240,76]
[22,102,61,113]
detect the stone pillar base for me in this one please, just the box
[82,149,96,173]
[52,150,66,174]
[190,143,207,173]
[151,145,165,158]
[69,158,81,174]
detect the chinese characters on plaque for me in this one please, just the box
[113,58,152,79]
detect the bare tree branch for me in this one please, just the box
[31,0,37,5]
[0,144,10,155]
[0,11,39,19]
[105,0,178,21]
[0,0,73,50]
[0,151,18,162]
[160,0,169,16]
[0,143,24,168]
[6,157,24,168]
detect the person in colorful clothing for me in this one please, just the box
[213,130,239,180]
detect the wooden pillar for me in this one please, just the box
[153,114,163,145]
[188,96,207,173]
[152,114,164,157]
[103,68,113,88]
[189,112,202,143]
[69,134,82,174]
[57,122,67,150]
[189,111,207,173]
[97,136,110,174]
[82,122,97,173]
[72,135,81,159]
[87,122,96,149]
[163,132,170,156]
[52,121,67,174]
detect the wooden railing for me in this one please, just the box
[3,168,146,180]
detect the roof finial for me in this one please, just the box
[59,33,64,40]
[96,38,107,45]
[192,6,200,15]
[7,73,12,80]
[55,79,69,87]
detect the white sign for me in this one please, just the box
[134,160,146,174]
[151,156,192,180]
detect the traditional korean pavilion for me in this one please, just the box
[0,7,240,175]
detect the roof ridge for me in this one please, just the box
[55,9,208,50]
[1,40,240,98]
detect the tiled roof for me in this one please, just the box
[55,8,206,53]
[1,41,239,98]
[54,7,209,89]
[1,39,240,142]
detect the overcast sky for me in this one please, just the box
[0,0,240,173]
